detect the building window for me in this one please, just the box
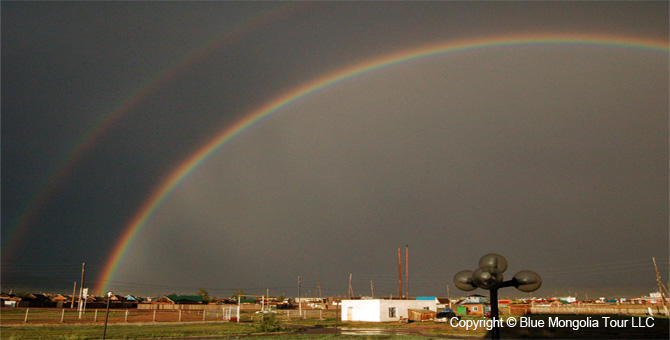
[389,307,397,318]
[472,306,479,312]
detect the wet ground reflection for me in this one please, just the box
[303,326,452,338]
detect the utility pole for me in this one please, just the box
[398,248,402,298]
[370,280,374,298]
[71,282,77,309]
[317,282,322,299]
[298,276,302,318]
[652,257,669,315]
[78,262,85,319]
[348,273,354,298]
[406,245,409,299]
[447,284,451,309]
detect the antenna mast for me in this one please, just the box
[398,248,402,298]
[406,245,409,299]
[652,257,669,315]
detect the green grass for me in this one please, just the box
[0,323,442,340]
[1,322,259,340]
[2,314,668,339]
[284,318,412,329]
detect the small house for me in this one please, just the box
[341,298,437,322]
[125,295,142,302]
[550,299,570,307]
[51,294,69,308]
[436,298,453,310]
[498,299,511,308]
[167,294,203,304]
[1,292,21,307]
[459,294,490,316]
[152,296,175,304]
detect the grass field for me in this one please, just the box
[1,311,668,339]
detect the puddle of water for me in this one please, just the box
[304,326,447,337]
[340,327,423,335]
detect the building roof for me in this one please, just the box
[153,296,175,304]
[167,295,203,304]
[0,293,22,301]
[461,302,491,306]
[51,294,68,302]
[416,296,437,301]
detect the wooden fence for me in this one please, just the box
[1,307,338,325]
[138,303,244,311]
[528,304,662,315]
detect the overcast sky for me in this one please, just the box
[2,1,668,299]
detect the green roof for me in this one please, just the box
[167,295,203,303]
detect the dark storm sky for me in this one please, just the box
[2,1,668,299]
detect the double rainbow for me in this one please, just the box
[95,34,667,293]
[1,2,297,262]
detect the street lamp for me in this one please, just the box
[102,291,113,340]
[454,254,541,340]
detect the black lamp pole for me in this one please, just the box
[490,288,499,338]
[454,254,541,340]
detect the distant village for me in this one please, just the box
[3,290,669,321]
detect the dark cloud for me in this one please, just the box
[2,1,667,298]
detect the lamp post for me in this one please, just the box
[102,291,113,340]
[454,254,541,340]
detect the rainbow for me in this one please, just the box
[1,3,297,262]
[95,34,667,293]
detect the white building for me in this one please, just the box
[340,298,437,322]
[559,296,577,303]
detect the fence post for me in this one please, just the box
[203,310,206,321]
[153,309,157,322]
[125,309,128,322]
[24,308,29,323]
[61,308,65,323]
[95,309,98,322]
[179,309,182,322]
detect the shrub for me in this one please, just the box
[254,312,283,333]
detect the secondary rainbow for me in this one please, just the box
[1,3,296,261]
[96,33,667,293]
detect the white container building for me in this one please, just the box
[340,298,437,322]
